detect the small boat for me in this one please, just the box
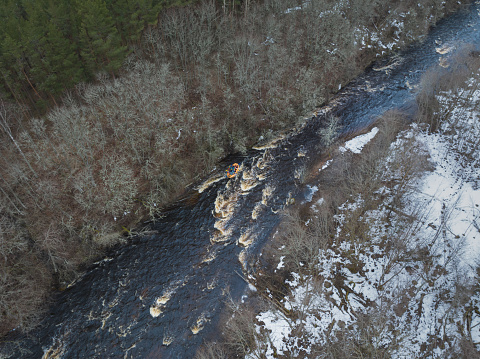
[225,163,239,178]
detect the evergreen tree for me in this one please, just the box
[36,21,85,95]
[76,0,128,76]
[0,34,25,100]
[0,1,28,101]
[0,0,180,105]
[22,0,56,97]
[105,0,161,44]
[44,0,86,91]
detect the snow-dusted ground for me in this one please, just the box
[247,77,480,358]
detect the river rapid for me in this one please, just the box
[2,2,480,358]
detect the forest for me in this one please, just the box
[0,0,184,110]
[0,0,469,341]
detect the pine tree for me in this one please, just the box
[0,1,28,102]
[104,0,160,44]
[76,0,128,76]
[37,21,85,95]
[0,35,24,100]
[44,0,86,91]
[22,0,56,97]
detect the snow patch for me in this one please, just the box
[339,127,379,153]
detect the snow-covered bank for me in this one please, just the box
[247,74,480,358]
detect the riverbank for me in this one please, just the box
[201,44,480,358]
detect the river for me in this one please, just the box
[2,2,480,358]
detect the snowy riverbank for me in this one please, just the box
[246,72,480,358]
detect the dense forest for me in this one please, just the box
[0,0,187,110]
[0,0,469,341]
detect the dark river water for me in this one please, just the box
[2,3,480,358]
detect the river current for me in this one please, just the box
[2,2,480,358]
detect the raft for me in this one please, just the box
[226,163,239,178]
